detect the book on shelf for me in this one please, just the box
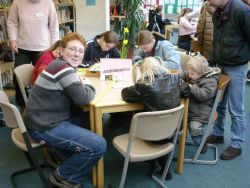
[0,15,8,42]
[53,0,73,5]
[0,0,12,8]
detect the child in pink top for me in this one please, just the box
[31,41,61,85]
[177,8,197,52]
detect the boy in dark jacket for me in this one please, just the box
[186,56,221,153]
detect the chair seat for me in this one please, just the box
[113,133,174,162]
[11,128,40,152]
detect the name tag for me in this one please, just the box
[35,12,44,18]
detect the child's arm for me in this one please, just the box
[190,79,217,101]
[133,48,144,63]
[121,85,142,103]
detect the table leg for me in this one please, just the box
[90,105,97,187]
[176,99,189,174]
[95,107,104,188]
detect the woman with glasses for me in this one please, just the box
[23,32,106,188]
[82,30,120,67]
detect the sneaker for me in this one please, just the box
[206,134,224,144]
[220,146,242,160]
[49,170,81,188]
[200,143,208,154]
[247,70,250,80]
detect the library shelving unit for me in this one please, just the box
[53,0,76,38]
[0,7,14,90]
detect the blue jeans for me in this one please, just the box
[28,118,107,184]
[212,64,247,149]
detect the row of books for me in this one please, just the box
[0,0,12,9]
[59,25,72,38]
[53,0,73,5]
[0,14,8,42]
[57,6,73,23]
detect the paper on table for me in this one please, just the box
[89,63,101,72]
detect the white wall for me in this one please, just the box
[75,0,110,40]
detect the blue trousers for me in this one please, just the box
[212,64,247,149]
[28,118,106,183]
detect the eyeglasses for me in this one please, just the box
[65,46,85,56]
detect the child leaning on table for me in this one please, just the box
[121,56,185,180]
[186,56,221,154]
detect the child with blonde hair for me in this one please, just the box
[186,56,221,153]
[122,56,184,180]
[123,56,181,111]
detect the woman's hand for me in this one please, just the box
[79,77,91,85]
[11,40,18,53]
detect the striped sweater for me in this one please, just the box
[23,58,95,131]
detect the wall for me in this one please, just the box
[75,0,110,40]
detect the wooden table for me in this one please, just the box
[87,80,189,188]
[165,22,179,40]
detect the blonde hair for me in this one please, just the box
[186,56,211,75]
[132,56,168,85]
[137,30,154,46]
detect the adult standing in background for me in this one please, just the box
[197,0,215,63]
[206,0,250,160]
[241,0,250,80]
[7,0,59,106]
[177,8,197,53]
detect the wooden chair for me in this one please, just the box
[184,74,230,165]
[113,105,184,188]
[0,90,51,187]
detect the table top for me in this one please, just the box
[95,81,133,107]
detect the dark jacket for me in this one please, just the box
[82,35,120,67]
[121,71,182,111]
[147,11,170,34]
[211,0,250,66]
[188,68,221,123]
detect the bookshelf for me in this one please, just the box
[0,8,9,45]
[54,0,76,38]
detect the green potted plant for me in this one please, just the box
[114,0,144,58]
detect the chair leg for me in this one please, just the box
[184,141,218,165]
[119,155,130,188]
[184,121,219,165]
[18,133,52,188]
[151,151,174,188]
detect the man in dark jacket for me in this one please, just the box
[206,0,250,160]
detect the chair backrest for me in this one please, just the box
[217,74,230,102]
[177,52,191,71]
[129,105,184,141]
[0,91,27,133]
[206,74,230,126]
[14,64,34,105]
